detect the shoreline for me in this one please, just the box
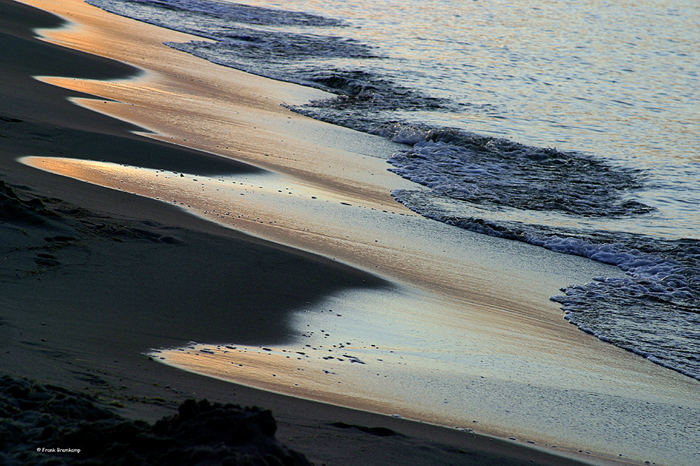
[1,1,587,464]
[2,0,698,464]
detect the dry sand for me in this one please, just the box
[2,0,698,464]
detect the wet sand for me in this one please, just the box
[0,0,589,464]
[2,0,698,464]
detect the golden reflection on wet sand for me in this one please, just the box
[23,156,700,464]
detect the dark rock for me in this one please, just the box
[329,421,398,437]
[0,375,311,465]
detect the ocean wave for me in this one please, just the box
[392,189,699,379]
[88,0,344,28]
[84,0,698,380]
[384,124,653,217]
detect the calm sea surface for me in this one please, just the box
[87,0,699,379]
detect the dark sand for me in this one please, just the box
[0,1,586,463]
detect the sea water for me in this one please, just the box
[85,0,699,379]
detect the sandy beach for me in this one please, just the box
[1,0,698,464]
